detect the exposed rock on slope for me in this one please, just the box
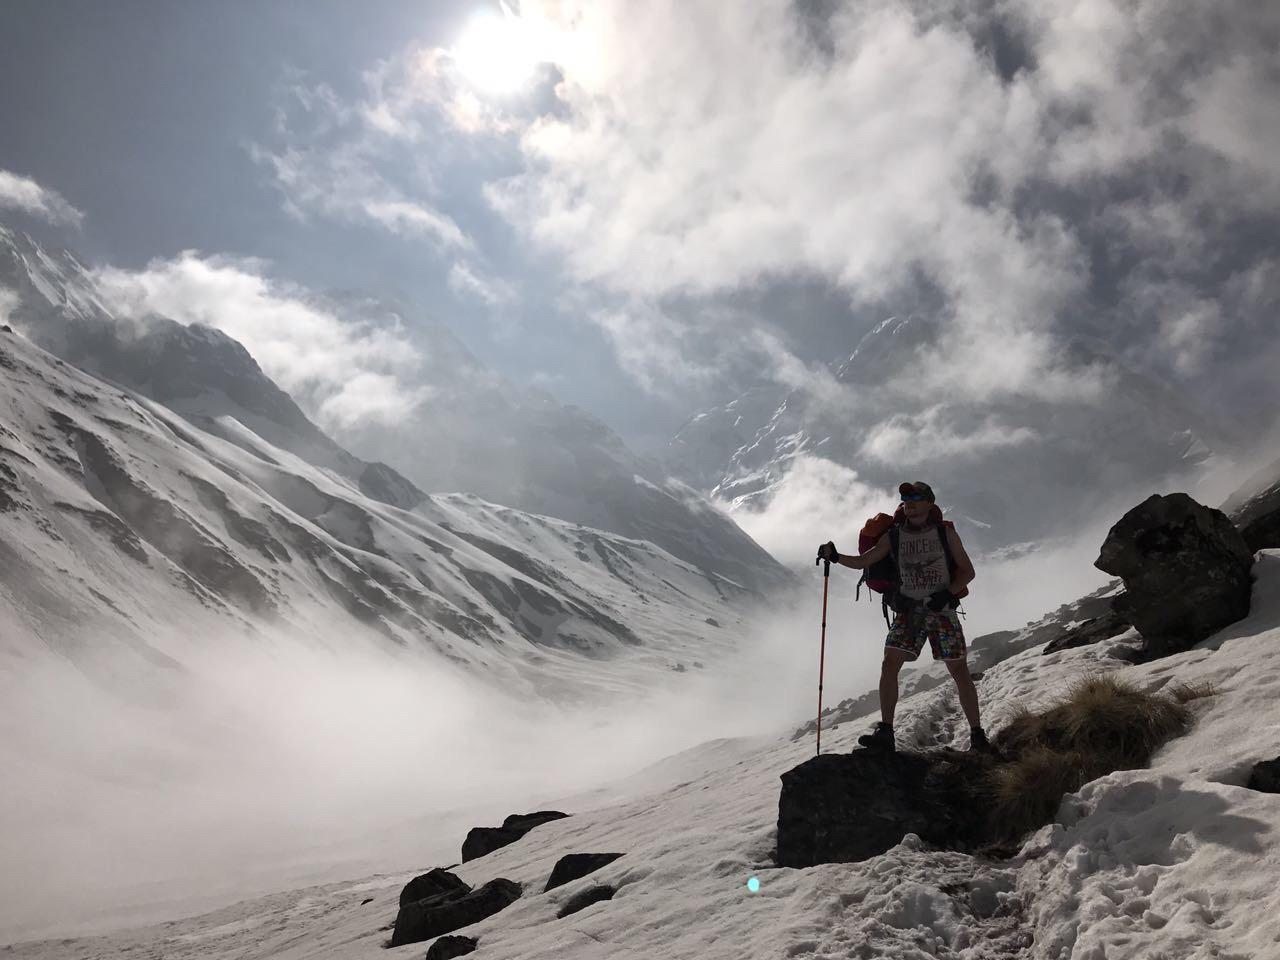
[1096,493,1254,659]
[462,812,570,863]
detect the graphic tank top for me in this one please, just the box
[896,524,949,599]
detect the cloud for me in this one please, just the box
[590,300,720,394]
[448,260,515,305]
[1184,56,1280,205]
[251,141,471,250]
[859,406,1040,466]
[728,454,888,568]
[92,254,429,428]
[256,1,1280,436]
[0,169,84,227]
[0,286,18,324]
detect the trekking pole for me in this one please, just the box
[815,556,830,756]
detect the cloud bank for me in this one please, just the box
[93,254,429,428]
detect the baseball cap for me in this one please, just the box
[898,481,936,502]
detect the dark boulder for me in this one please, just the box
[556,885,616,919]
[400,867,470,908]
[543,852,625,892]
[462,810,569,862]
[389,878,522,948]
[776,750,998,868]
[1248,757,1280,793]
[1042,609,1131,654]
[1095,493,1254,658]
[425,935,478,959]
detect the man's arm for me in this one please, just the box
[835,534,891,571]
[945,525,976,594]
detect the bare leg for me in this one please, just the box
[945,659,981,728]
[879,648,914,726]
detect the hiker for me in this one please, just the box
[816,481,990,752]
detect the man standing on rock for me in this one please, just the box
[817,481,990,752]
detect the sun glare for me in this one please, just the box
[452,6,542,96]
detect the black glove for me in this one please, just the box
[817,541,841,564]
[926,588,956,612]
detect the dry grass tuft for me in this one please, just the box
[985,671,1205,843]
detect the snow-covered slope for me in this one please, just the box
[0,326,756,703]
[0,224,791,597]
[10,552,1278,958]
[670,315,1242,551]
[0,226,425,513]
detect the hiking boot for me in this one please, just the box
[969,727,992,753]
[857,722,895,752]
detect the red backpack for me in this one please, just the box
[855,504,967,623]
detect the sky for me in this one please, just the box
[3,0,1277,459]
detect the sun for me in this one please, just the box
[451,5,543,96]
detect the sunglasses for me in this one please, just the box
[901,494,929,502]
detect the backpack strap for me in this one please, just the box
[936,521,957,580]
[880,526,903,625]
[936,520,967,613]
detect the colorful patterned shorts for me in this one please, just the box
[885,606,967,662]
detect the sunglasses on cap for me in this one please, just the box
[901,493,929,502]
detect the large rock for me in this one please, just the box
[462,811,569,862]
[1247,757,1280,793]
[425,935,478,959]
[1095,493,1254,658]
[389,878,522,948]
[400,867,470,908]
[556,885,616,919]
[544,852,625,892]
[776,751,997,868]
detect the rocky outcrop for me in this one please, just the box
[776,750,999,868]
[556,885,616,919]
[390,878,521,948]
[400,867,470,908]
[1095,493,1254,658]
[461,811,570,862]
[425,935,478,959]
[1247,757,1280,793]
[1042,610,1131,654]
[543,852,625,892]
